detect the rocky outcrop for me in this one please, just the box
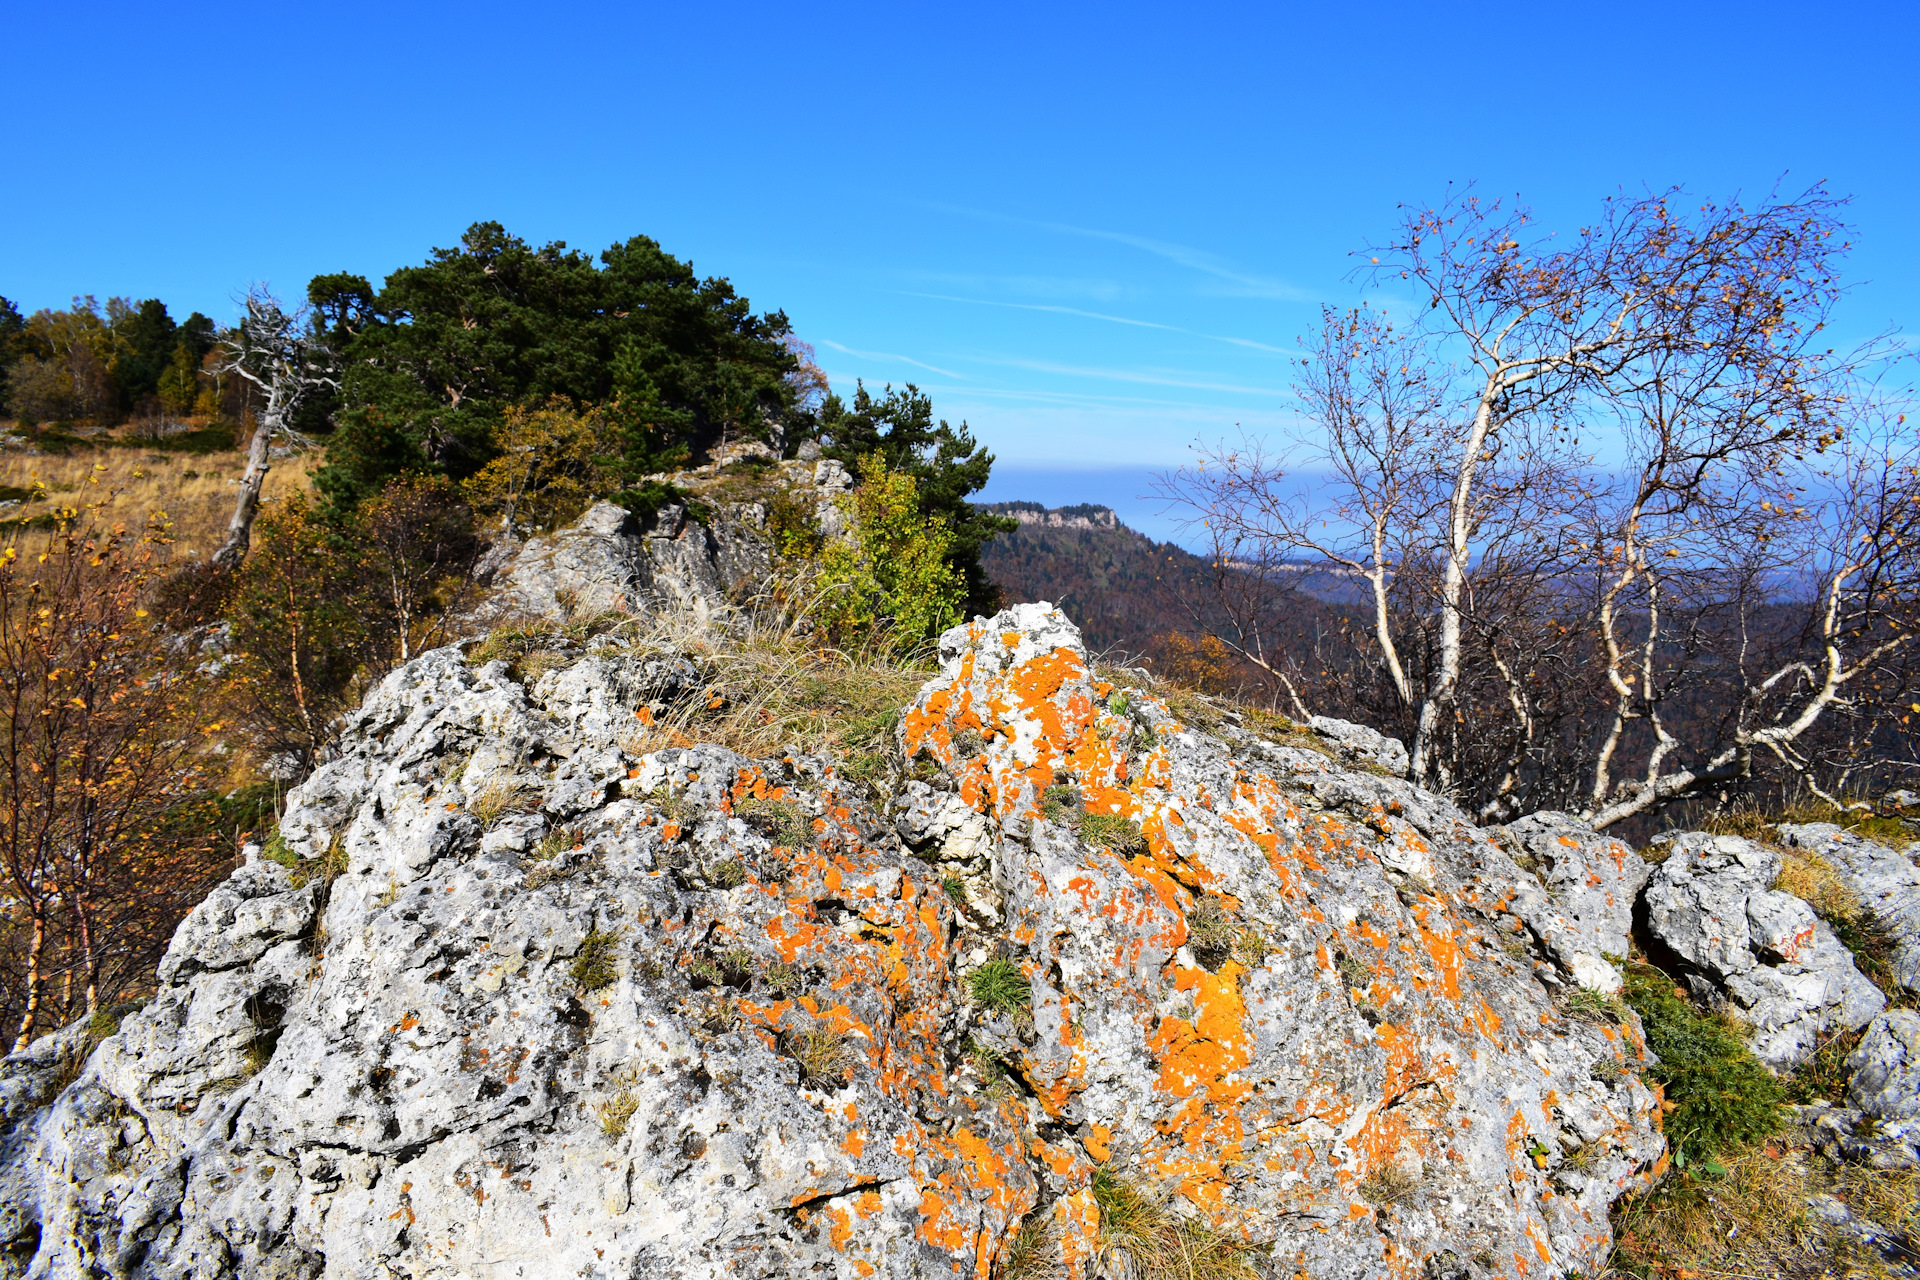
[0,603,1676,1280]
[1794,1009,1920,1171]
[1640,834,1885,1068]
[1776,822,1920,994]
[471,456,855,629]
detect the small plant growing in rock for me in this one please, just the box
[1003,1215,1062,1280]
[735,796,810,849]
[531,827,581,862]
[762,960,801,998]
[793,1027,853,1084]
[570,929,619,992]
[953,729,985,757]
[1186,898,1238,970]
[942,875,967,905]
[968,959,1030,1014]
[1589,1054,1625,1085]
[1090,1166,1256,1280]
[1620,964,1783,1163]
[468,781,531,829]
[1359,1163,1418,1207]
[597,1089,639,1138]
[1336,954,1374,991]
[1566,988,1623,1023]
[1078,812,1147,857]
[1040,784,1080,821]
[710,858,747,889]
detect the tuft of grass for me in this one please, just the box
[597,1089,639,1138]
[1079,811,1148,857]
[734,796,810,850]
[761,960,802,999]
[710,858,747,889]
[1090,1167,1257,1280]
[968,959,1030,1014]
[531,827,582,862]
[1186,898,1238,971]
[1040,784,1080,821]
[1336,954,1374,992]
[792,1027,853,1085]
[942,874,967,905]
[1002,1214,1064,1280]
[1827,907,1903,999]
[468,781,532,829]
[1566,987,1625,1023]
[1358,1163,1418,1207]
[570,929,620,992]
[1784,1023,1863,1105]
[1620,964,1782,1164]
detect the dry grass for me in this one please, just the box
[1609,1147,1918,1280]
[1358,1163,1419,1208]
[1775,851,1865,922]
[791,1027,853,1085]
[596,1089,639,1138]
[467,781,531,828]
[0,444,320,559]
[1090,1168,1258,1280]
[1003,1214,1066,1280]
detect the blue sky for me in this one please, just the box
[4,1,1914,540]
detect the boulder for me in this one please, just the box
[1792,1010,1920,1171]
[1775,822,1920,994]
[0,605,1668,1278]
[1640,833,1885,1068]
[898,604,1664,1278]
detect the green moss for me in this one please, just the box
[571,929,619,992]
[1620,965,1783,1162]
[968,959,1030,1013]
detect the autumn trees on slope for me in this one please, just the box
[1167,186,1920,829]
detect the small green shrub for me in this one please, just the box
[571,929,619,992]
[1620,965,1783,1163]
[969,959,1030,1013]
[710,859,747,889]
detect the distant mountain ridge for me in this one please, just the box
[975,501,1207,655]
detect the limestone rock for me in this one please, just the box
[2,603,1672,1279]
[1308,715,1410,778]
[1776,822,1920,993]
[1848,1009,1920,1121]
[1497,813,1649,996]
[899,602,1665,1279]
[1642,834,1885,1068]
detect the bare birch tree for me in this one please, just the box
[1164,185,1917,826]
[211,288,335,570]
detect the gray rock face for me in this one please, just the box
[1849,1009,1920,1121]
[1642,834,1885,1068]
[1307,715,1410,778]
[470,458,857,631]
[1776,822,1920,994]
[0,605,1674,1279]
[1497,814,1650,996]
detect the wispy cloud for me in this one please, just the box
[815,338,963,380]
[920,202,1317,302]
[975,354,1290,398]
[900,291,1298,357]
